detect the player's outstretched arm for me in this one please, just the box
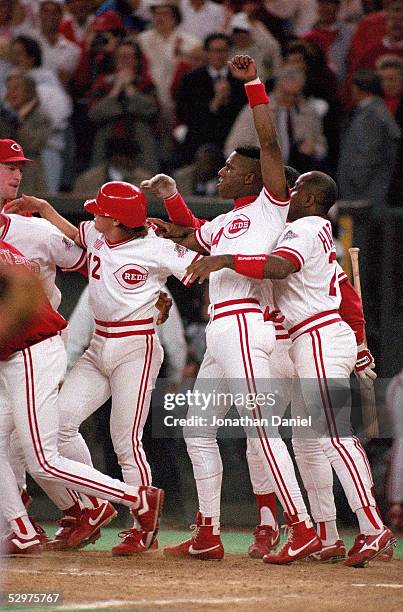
[6,195,80,244]
[141,174,203,229]
[148,218,209,255]
[228,55,287,200]
[186,253,295,283]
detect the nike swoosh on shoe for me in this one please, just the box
[288,537,318,557]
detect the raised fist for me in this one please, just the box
[228,55,257,82]
[140,174,177,199]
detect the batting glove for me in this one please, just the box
[354,344,377,384]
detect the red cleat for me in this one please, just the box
[0,532,42,556]
[344,527,396,567]
[112,529,146,556]
[248,525,280,559]
[347,534,393,562]
[29,517,49,546]
[66,502,117,549]
[310,540,346,562]
[131,486,164,548]
[263,518,321,564]
[163,513,224,560]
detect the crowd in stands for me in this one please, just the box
[0,0,400,211]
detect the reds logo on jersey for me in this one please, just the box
[114,264,149,290]
[223,214,251,239]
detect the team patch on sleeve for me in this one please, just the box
[174,244,188,258]
[281,229,299,241]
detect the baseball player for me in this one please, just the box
[144,171,380,562]
[8,181,201,555]
[143,56,323,562]
[186,60,396,566]
[0,238,164,556]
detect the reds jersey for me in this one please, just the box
[79,221,200,323]
[271,216,341,330]
[0,213,86,310]
[0,240,67,360]
[194,187,289,304]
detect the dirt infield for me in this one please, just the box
[2,551,402,612]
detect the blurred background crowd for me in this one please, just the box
[0,0,401,527]
[0,0,400,208]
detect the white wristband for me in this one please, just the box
[245,77,262,86]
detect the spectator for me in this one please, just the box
[96,0,150,32]
[302,0,355,81]
[179,0,225,40]
[88,38,159,170]
[225,67,327,172]
[377,54,403,114]
[175,32,245,163]
[137,0,200,126]
[348,0,395,73]
[8,35,73,192]
[170,44,205,101]
[263,0,317,35]
[229,12,281,82]
[59,0,96,48]
[353,1,403,71]
[0,0,38,45]
[283,39,342,169]
[73,136,151,194]
[0,72,51,192]
[34,0,81,86]
[173,143,224,196]
[337,70,400,212]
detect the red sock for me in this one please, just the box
[255,493,277,527]
[63,502,82,519]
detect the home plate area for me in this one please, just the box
[2,530,402,611]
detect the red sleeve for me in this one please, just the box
[163,192,205,229]
[339,279,365,344]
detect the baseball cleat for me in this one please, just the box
[310,540,347,563]
[346,533,394,562]
[263,518,322,564]
[131,486,164,548]
[66,502,117,549]
[29,516,49,546]
[0,532,43,556]
[112,529,156,556]
[344,527,396,567]
[248,524,280,559]
[163,512,224,560]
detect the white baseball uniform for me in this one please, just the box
[48,223,200,502]
[270,216,380,521]
[186,186,309,521]
[0,240,151,528]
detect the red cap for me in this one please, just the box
[0,140,33,164]
[92,10,124,32]
[89,182,147,227]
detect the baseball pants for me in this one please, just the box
[184,311,308,520]
[0,335,148,524]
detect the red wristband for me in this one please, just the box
[234,254,268,279]
[245,82,270,108]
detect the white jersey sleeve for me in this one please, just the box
[47,227,87,272]
[336,260,349,284]
[78,220,97,250]
[159,239,203,287]
[271,220,316,271]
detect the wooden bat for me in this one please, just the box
[348,248,379,439]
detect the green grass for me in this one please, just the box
[44,525,402,557]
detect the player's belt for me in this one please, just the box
[94,317,155,338]
[288,310,342,341]
[209,298,263,321]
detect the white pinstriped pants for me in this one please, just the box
[184,312,307,519]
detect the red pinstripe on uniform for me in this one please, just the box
[309,330,373,509]
[131,335,154,486]
[22,348,127,499]
[235,313,297,517]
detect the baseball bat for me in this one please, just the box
[348,248,379,439]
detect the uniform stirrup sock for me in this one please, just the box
[356,507,383,535]
[255,493,277,528]
[317,521,339,546]
[11,515,37,539]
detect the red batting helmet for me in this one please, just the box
[85,182,147,228]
